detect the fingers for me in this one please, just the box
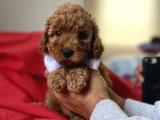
[52,70,110,119]
[135,62,144,86]
[108,88,125,109]
[108,88,118,100]
[99,62,107,69]
[89,70,107,88]
[99,63,108,77]
[108,88,122,101]
[53,91,69,102]
[99,63,112,87]
[53,90,79,103]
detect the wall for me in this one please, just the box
[156,0,160,33]
[85,0,159,48]
[85,0,160,59]
[0,0,84,31]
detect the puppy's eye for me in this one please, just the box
[54,31,61,36]
[55,31,61,36]
[78,31,88,40]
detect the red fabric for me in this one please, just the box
[108,69,142,100]
[0,32,66,120]
[0,32,141,120]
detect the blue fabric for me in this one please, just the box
[105,55,143,80]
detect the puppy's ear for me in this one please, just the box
[40,32,49,54]
[91,22,104,59]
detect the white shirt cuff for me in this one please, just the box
[90,99,128,120]
[124,99,159,120]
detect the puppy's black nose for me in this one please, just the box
[63,48,73,58]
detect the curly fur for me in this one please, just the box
[40,3,107,120]
[40,3,103,59]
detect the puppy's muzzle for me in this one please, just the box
[63,48,74,58]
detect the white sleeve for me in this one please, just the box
[90,99,127,120]
[90,99,150,120]
[124,99,160,120]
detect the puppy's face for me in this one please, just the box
[41,3,103,66]
[47,27,92,66]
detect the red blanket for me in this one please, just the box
[0,32,141,120]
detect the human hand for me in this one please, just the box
[108,88,125,109]
[99,63,112,87]
[53,70,109,119]
[135,62,144,86]
[99,63,125,109]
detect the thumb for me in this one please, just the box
[53,91,68,101]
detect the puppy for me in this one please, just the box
[40,3,111,120]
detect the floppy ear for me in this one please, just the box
[91,22,104,59]
[40,32,49,54]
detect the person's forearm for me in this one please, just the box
[90,99,128,120]
[124,99,160,120]
[90,99,153,120]
[90,99,157,120]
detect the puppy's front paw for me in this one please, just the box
[47,68,66,91]
[67,68,89,93]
